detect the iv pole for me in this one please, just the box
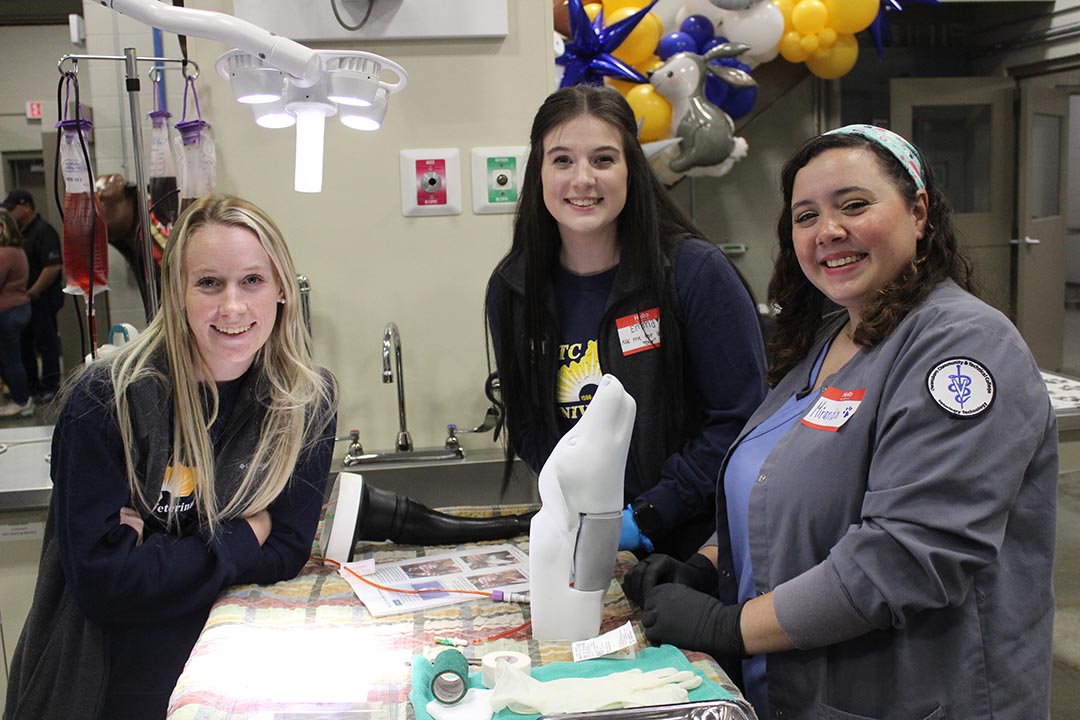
[57,52,198,324]
[57,0,323,321]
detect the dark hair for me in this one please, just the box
[766,131,975,385]
[488,85,721,469]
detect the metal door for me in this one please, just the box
[1016,81,1068,371]
[891,77,1016,315]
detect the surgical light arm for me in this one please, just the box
[102,0,321,84]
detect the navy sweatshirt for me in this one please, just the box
[49,369,335,718]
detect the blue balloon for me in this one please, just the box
[656,31,697,61]
[700,36,731,55]
[722,86,757,120]
[679,14,715,51]
[704,75,731,108]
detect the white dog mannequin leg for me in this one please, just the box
[530,374,636,641]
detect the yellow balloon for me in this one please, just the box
[636,54,665,76]
[603,0,640,12]
[774,0,796,30]
[791,0,828,35]
[824,0,878,34]
[806,32,858,79]
[607,77,639,97]
[584,2,603,22]
[819,27,837,48]
[609,8,663,67]
[625,84,672,143]
[800,33,819,55]
[779,30,809,63]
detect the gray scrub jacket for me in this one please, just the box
[719,280,1057,720]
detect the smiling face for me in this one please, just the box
[183,223,282,381]
[791,147,928,325]
[541,114,628,257]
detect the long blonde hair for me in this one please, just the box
[103,194,336,533]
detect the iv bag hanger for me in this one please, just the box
[55,53,198,323]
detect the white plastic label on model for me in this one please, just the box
[400,148,461,217]
[471,146,527,214]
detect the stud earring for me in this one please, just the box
[278,298,286,305]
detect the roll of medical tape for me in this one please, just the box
[431,648,470,705]
[480,650,532,688]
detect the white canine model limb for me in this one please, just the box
[529,374,636,641]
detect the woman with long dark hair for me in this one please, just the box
[486,85,766,559]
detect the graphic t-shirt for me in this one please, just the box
[553,264,615,435]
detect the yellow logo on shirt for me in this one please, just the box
[557,340,603,420]
[155,464,197,513]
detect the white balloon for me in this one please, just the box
[717,1,783,55]
[652,0,687,32]
[746,45,779,64]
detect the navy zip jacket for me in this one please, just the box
[489,236,765,557]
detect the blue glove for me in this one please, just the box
[619,504,654,553]
[642,583,746,659]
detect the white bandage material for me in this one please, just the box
[480,651,532,689]
[487,663,702,715]
[426,689,494,720]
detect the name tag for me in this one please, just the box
[616,307,660,356]
[801,386,865,432]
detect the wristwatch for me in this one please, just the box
[630,498,663,538]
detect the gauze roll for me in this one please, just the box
[480,651,531,689]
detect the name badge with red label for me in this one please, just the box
[616,307,661,356]
[800,387,866,432]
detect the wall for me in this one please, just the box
[81,1,553,454]
[0,23,80,230]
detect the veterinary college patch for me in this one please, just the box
[926,357,995,418]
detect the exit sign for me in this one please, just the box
[25,101,42,120]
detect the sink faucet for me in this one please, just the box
[382,322,413,451]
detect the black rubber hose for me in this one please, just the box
[352,482,535,546]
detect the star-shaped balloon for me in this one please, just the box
[870,0,941,61]
[557,0,659,88]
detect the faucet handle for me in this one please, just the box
[336,429,365,465]
[454,406,501,434]
[445,423,461,451]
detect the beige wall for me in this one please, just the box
[0,24,82,196]
[84,1,553,453]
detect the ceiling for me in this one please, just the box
[0,0,82,26]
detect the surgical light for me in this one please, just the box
[215,48,407,194]
[251,97,296,129]
[91,1,406,194]
[339,88,388,132]
[221,51,285,104]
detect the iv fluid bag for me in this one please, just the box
[59,119,108,297]
[148,109,179,254]
[174,119,216,212]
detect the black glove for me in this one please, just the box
[642,583,746,659]
[622,552,718,607]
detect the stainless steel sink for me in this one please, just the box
[343,447,465,465]
[330,448,537,508]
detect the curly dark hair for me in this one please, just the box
[766,131,976,385]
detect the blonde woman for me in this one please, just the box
[0,208,33,417]
[6,195,338,720]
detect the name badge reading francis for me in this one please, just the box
[801,387,866,432]
[616,307,661,356]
